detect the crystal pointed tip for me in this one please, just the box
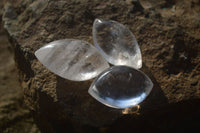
[94,18,103,24]
[35,50,38,57]
[35,49,42,59]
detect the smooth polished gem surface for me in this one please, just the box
[93,19,142,69]
[35,39,109,81]
[88,66,153,109]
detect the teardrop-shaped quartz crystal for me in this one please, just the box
[93,19,142,69]
[88,66,153,109]
[35,39,109,81]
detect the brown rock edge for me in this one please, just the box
[3,0,200,132]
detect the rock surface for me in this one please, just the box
[0,1,40,132]
[2,0,200,132]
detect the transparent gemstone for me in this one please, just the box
[35,39,109,81]
[88,66,153,109]
[93,19,142,69]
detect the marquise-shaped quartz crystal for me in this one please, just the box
[93,19,142,69]
[35,39,109,81]
[88,66,153,109]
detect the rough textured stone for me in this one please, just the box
[3,0,200,132]
[0,1,40,133]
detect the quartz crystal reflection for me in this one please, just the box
[88,66,153,109]
[35,39,109,81]
[93,19,142,69]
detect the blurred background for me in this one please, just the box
[0,1,40,133]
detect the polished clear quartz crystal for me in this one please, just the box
[88,66,153,109]
[93,19,142,69]
[35,39,109,81]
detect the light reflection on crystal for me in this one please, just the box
[122,105,140,114]
[93,19,142,69]
[88,66,153,109]
[35,39,109,81]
